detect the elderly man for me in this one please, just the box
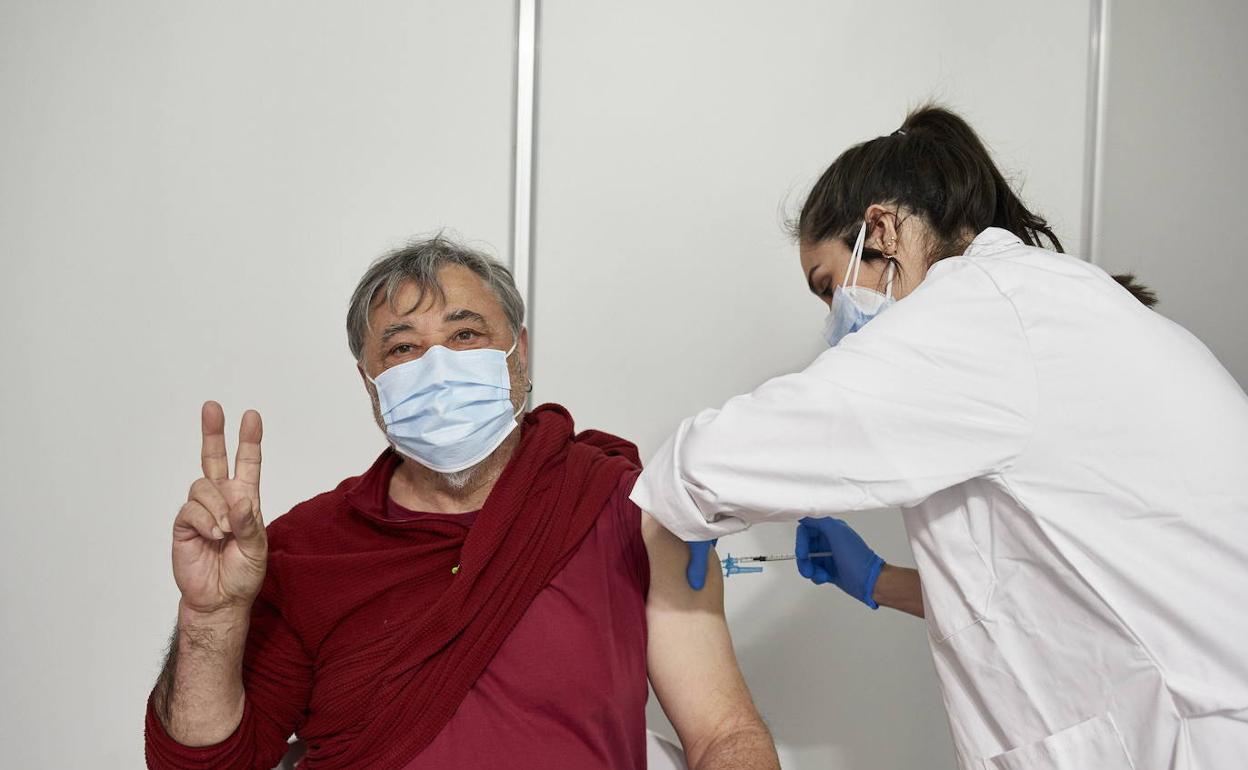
[144,236,779,770]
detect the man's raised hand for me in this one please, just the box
[171,401,268,617]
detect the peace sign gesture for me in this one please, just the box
[171,401,268,617]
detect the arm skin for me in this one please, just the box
[874,564,925,618]
[642,514,781,770]
[152,604,250,744]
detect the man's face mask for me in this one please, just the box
[822,222,896,347]
[369,338,523,473]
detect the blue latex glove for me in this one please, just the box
[685,539,718,591]
[795,517,885,608]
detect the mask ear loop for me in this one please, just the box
[844,222,868,289]
[513,377,533,418]
[505,329,529,419]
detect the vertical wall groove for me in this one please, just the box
[511,0,539,323]
[1082,0,1109,264]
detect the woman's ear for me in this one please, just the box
[864,204,900,254]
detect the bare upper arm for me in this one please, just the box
[641,512,767,761]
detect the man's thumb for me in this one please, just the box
[227,497,264,546]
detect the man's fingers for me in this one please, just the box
[175,501,226,542]
[187,477,231,532]
[200,401,229,481]
[233,409,263,487]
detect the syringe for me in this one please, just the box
[733,551,834,563]
[722,551,834,577]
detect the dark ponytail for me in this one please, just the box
[795,104,1155,305]
[1111,274,1158,307]
[797,104,1063,261]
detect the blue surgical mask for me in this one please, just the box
[822,222,896,347]
[369,339,523,473]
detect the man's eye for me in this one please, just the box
[454,330,480,342]
[389,344,415,356]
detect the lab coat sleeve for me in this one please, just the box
[631,259,1038,541]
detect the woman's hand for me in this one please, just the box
[795,517,924,617]
[794,517,884,608]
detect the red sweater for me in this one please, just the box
[393,478,648,769]
[145,407,649,769]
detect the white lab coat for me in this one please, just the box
[631,228,1248,770]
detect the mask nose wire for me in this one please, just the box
[372,332,521,379]
[368,333,525,417]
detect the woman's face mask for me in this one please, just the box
[822,222,896,347]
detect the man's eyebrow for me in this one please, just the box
[380,323,413,343]
[444,308,489,326]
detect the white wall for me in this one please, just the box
[1095,0,1248,386]
[530,1,1093,767]
[0,2,514,767]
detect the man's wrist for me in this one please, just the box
[156,602,251,743]
[176,602,251,651]
[177,599,250,625]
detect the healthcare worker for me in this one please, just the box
[631,106,1248,770]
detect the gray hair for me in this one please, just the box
[346,234,525,360]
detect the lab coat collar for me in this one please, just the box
[963,227,1023,259]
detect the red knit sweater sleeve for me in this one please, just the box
[144,571,313,769]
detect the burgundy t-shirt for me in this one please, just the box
[392,471,650,770]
